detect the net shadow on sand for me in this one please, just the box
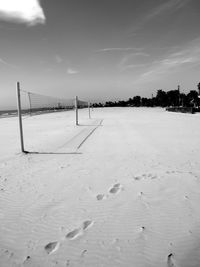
[24,151,82,155]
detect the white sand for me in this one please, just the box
[0,107,200,267]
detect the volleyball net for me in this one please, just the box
[78,99,88,109]
[16,82,92,153]
[19,89,74,115]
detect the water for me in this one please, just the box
[0,109,18,118]
[0,107,74,118]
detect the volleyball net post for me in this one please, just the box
[88,102,91,119]
[28,92,32,115]
[16,82,26,153]
[75,96,79,125]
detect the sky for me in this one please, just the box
[0,0,200,108]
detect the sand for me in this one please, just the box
[0,107,200,267]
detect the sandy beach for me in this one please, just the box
[0,107,200,267]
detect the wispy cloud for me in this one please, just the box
[145,0,190,20]
[0,57,16,68]
[67,67,79,75]
[96,47,142,53]
[0,58,9,65]
[55,55,63,64]
[119,52,150,71]
[136,38,200,82]
[130,0,191,34]
[0,0,45,26]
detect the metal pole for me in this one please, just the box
[16,82,25,153]
[75,96,78,125]
[88,102,91,119]
[28,92,32,115]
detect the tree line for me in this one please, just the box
[92,83,200,108]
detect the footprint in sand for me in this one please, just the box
[23,256,31,264]
[66,220,94,240]
[81,249,87,257]
[109,183,122,194]
[66,228,82,240]
[3,249,14,259]
[134,173,157,181]
[133,174,146,180]
[96,194,105,201]
[82,220,93,230]
[133,176,142,181]
[167,253,177,267]
[135,226,146,235]
[44,241,60,254]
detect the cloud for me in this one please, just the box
[145,0,190,20]
[97,47,142,53]
[67,67,79,75]
[129,0,191,34]
[136,38,200,82]
[0,57,16,68]
[55,55,63,64]
[0,0,45,26]
[0,58,9,65]
[119,52,150,71]
[96,48,148,71]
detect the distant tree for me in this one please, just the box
[118,100,126,107]
[179,93,186,107]
[141,97,154,107]
[166,90,180,107]
[105,101,115,107]
[186,90,199,107]
[91,84,200,109]
[92,102,104,107]
[127,98,134,106]
[155,90,167,107]
[132,96,141,107]
[198,82,200,95]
